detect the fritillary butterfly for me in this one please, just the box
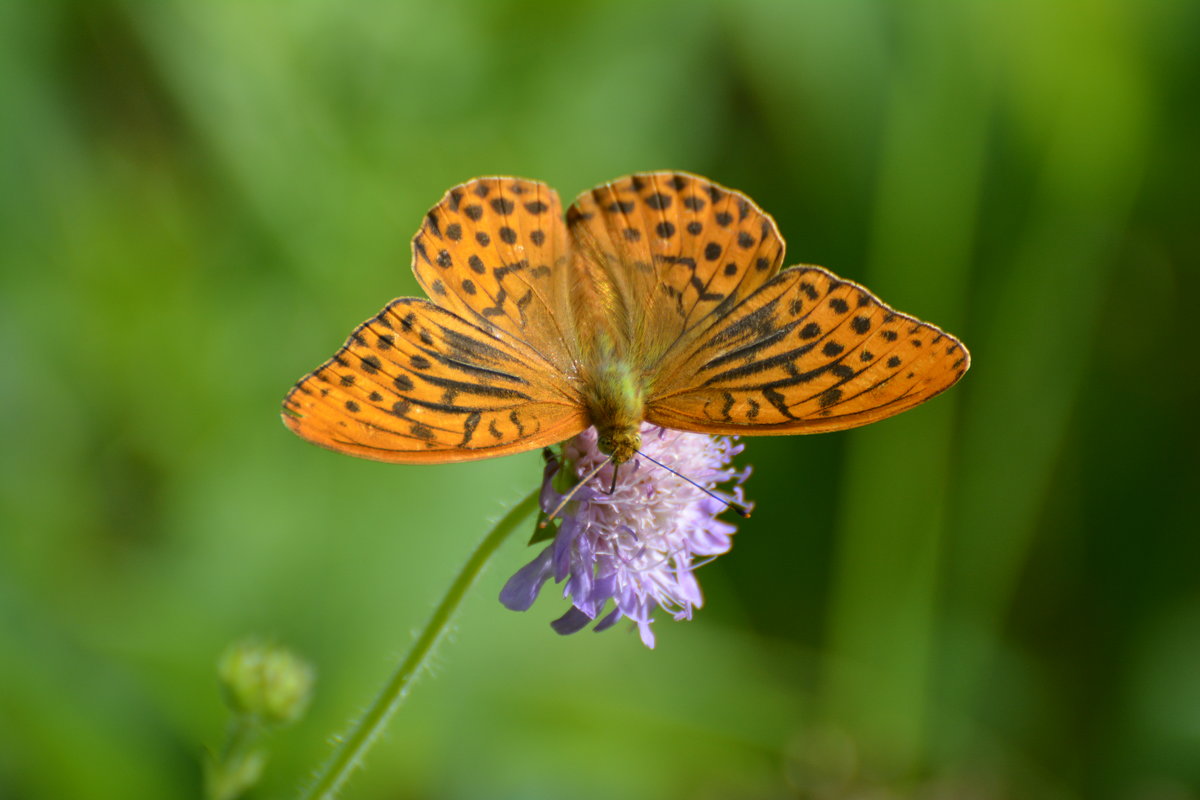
[282,173,969,464]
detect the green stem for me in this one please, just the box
[206,716,265,800]
[298,488,540,800]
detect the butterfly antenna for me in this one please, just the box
[635,450,751,518]
[539,455,614,528]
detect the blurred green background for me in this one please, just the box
[2,1,1197,798]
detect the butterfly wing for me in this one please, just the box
[284,176,588,463]
[282,298,587,463]
[645,265,970,434]
[565,171,785,370]
[412,177,577,374]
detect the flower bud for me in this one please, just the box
[218,639,314,726]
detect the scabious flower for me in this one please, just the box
[500,423,752,648]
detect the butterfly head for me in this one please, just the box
[596,426,641,465]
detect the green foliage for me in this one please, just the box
[1,1,1196,798]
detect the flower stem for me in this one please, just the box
[297,488,540,800]
[205,715,265,800]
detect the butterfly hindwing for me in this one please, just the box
[646,266,970,434]
[283,298,587,463]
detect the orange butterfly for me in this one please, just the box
[282,172,969,464]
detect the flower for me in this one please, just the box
[500,423,752,648]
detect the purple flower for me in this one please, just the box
[500,424,752,648]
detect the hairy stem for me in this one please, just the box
[298,488,540,800]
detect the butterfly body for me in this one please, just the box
[283,172,969,464]
[580,342,645,463]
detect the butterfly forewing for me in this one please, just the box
[646,266,970,435]
[565,172,785,369]
[412,177,576,374]
[283,298,586,463]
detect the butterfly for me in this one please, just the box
[282,172,969,465]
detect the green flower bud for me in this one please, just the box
[218,639,314,726]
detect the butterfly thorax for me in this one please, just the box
[580,337,645,464]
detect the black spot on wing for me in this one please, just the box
[459,411,482,447]
[510,411,527,438]
[818,388,842,408]
[720,392,734,421]
[762,388,797,419]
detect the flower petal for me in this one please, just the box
[637,620,656,649]
[593,607,621,632]
[550,606,593,636]
[498,547,554,611]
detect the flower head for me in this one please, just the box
[500,423,751,648]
